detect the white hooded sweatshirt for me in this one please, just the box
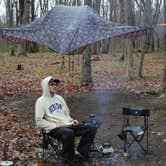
[35,76,73,132]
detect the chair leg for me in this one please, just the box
[146,128,149,153]
[123,131,149,155]
[123,132,127,153]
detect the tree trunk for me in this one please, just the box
[93,0,101,13]
[107,0,117,54]
[27,0,38,53]
[14,0,19,26]
[164,0,166,40]
[84,0,92,6]
[17,0,28,56]
[81,0,93,84]
[6,0,15,56]
[92,0,101,54]
[39,0,49,15]
[138,48,145,78]
[119,0,125,61]
[77,0,82,6]
[161,0,166,95]
[126,39,134,80]
[82,45,93,84]
[61,56,65,69]
[19,0,24,24]
[125,0,134,80]
[135,0,152,52]
[162,68,166,95]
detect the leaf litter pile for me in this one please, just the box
[0,106,40,165]
[0,52,165,164]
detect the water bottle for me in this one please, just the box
[89,114,97,126]
[36,149,43,166]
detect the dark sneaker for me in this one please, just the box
[61,159,75,166]
[77,151,92,163]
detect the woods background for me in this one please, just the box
[0,0,166,93]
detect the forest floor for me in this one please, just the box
[0,51,166,165]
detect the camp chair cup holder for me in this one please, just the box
[118,107,150,155]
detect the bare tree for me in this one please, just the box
[84,0,92,6]
[82,0,93,84]
[135,0,159,51]
[125,0,135,80]
[135,0,151,78]
[6,0,13,27]
[39,0,49,15]
[27,0,38,53]
[6,0,15,55]
[119,0,125,60]
[108,0,118,54]
[100,0,110,53]
[13,0,19,25]
[82,44,93,84]
[91,0,101,54]
[17,0,31,56]
[93,0,101,13]
[162,0,166,95]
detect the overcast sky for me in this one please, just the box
[0,1,5,17]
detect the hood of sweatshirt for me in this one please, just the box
[41,76,53,98]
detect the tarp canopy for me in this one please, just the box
[0,5,152,55]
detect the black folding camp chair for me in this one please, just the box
[42,130,63,164]
[118,107,150,155]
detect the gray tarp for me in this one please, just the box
[0,5,152,55]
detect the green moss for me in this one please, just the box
[35,68,47,76]
[143,72,151,78]
[92,71,100,77]
[8,100,24,107]
[150,97,166,105]
[108,61,121,68]
[0,45,9,52]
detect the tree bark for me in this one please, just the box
[92,0,101,54]
[161,0,166,95]
[84,0,92,6]
[138,55,144,78]
[126,39,134,80]
[135,0,152,52]
[119,0,125,61]
[81,0,93,84]
[82,45,93,84]
[13,0,19,25]
[125,0,134,80]
[39,0,49,15]
[27,0,38,53]
[18,0,31,56]
[6,0,15,56]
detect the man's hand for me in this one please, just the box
[57,123,67,128]
[71,120,79,126]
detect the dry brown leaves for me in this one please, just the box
[0,53,92,98]
[0,52,165,164]
[0,106,41,163]
[0,52,164,98]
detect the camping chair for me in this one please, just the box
[42,129,96,164]
[119,107,150,155]
[42,130,63,164]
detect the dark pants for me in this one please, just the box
[48,123,97,161]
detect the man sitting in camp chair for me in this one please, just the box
[35,76,97,166]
